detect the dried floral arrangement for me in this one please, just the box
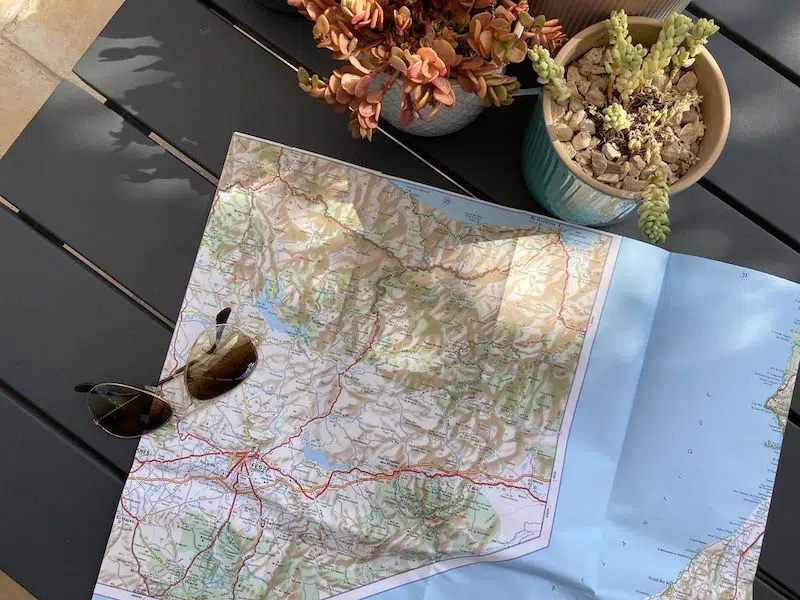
[291,0,567,139]
[530,10,719,244]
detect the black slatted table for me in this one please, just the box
[2,1,800,598]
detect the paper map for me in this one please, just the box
[93,134,799,600]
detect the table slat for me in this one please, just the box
[758,418,800,593]
[690,0,800,80]
[754,577,790,600]
[0,81,216,321]
[209,0,320,65]
[687,26,800,244]
[0,207,171,471]
[72,0,460,193]
[0,387,123,600]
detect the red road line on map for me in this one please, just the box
[554,236,584,333]
[774,374,796,397]
[226,456,247,478]
[130,450,229,474]
[119,499,153,597]
[338,466,547,503]
[732,530,764,600]
[232,461,266,600]
[254,456,319,501]
[256,456,546,503]
[183,432,227,453]
[169,311,186,374]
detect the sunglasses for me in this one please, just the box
[74,308,258,438]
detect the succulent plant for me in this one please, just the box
[603,103,632,132]
[531,18,570,52]
[638,186,671,244]
[638,147,671,244]
[604,10,646,100]
[670,17,719,80]
[528,45,571,102]
[291,0,567,139]
[535,10,718,244]
[638,13,692,89]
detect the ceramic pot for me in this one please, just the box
[379,79,486,137]
[521,17,731,227]
[535,0,691,37]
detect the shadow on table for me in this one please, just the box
[73,0,461,192]
[0,79,216,320]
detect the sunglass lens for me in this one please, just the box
[185,324,258,400]
[87,383,172,438]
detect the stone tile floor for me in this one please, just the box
[1,1,124,593]
[0,0,122,158]
[0,570,35,600]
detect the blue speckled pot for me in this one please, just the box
[521,97,639,227]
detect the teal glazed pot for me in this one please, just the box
[521,17,731,228]
[522,97,639,227]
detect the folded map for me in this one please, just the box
[93,133,798,600]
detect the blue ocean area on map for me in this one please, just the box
[596,255,798,598]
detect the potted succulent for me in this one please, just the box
[523,10,730,244]
[292,0,567,139]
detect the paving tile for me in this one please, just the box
[0,569,36,600]
[2,0,123,78]
[0,37,58,157]
[0,0,29,29]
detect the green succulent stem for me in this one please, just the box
[669,17,719,81]
[638,146,672,244]
[603,103,631,132]
[639,13,692,90]
[528,45,570,102]
[604,9,646,100]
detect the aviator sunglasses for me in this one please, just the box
[75,308,258,438]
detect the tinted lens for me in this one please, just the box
[88,383,172,438]
[185,324,258,400]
